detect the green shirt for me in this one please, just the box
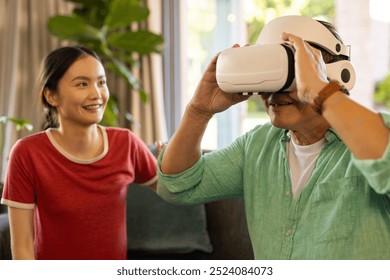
[157,114,390,259]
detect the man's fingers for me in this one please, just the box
[281,32,304,48]
[282,32,322,55]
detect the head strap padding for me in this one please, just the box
[257,15,350,58]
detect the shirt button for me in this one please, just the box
[285,191,290,197]
[286,229,293,236]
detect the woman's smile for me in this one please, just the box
[82,103,103,112]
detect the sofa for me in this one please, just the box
[0,212,11,260]
[125,146,254,259]
[0,192,253,260]
[0,145,254,260]
[126,185,254,260]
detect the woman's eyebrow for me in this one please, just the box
[71,76,90,82]
[71,75,106,82]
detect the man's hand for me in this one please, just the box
[188,45,250,118]
[281,32,328,105]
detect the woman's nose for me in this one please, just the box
[90,84,103,98]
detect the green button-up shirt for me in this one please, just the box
[157,113,390,259]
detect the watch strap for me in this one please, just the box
[312,81,346,114]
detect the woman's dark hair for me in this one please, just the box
[38,45,101,130]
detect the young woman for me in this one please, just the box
[1,46,158,260]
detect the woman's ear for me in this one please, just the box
[44,88,58,107]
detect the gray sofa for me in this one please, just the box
[125,145,253,259]
[0,213,11,260]
[0,145,253,260]
[126,186,253,259]
[0,195,253,260]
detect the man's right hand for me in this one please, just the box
[188,45,250,119]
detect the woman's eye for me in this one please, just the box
[77,82,88,87]
[99,80,107,86]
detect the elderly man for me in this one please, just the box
[157,15,390,259]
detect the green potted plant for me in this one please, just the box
[47,0,164,126]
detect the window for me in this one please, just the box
[164,0,388,150]
[183,0,251,150]
[184,0,298,150]
[178,0,337,150]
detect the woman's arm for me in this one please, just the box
[283,32,390,159]
[8,207,35,260]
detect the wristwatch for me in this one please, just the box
[312,81,348,114]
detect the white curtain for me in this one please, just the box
[0,0,167,181]
[0,0,73,180]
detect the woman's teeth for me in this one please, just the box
[83,104,101,110]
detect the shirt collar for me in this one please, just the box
[325,127,341,142]
[280,127,341,143]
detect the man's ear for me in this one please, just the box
[44,88,58,107]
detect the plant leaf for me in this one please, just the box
[107,60,139,89]
[107,30,164,54]
[1,117,33,131]
[100,96,119,127]
[47,15,101,42]
[138,89,149,103]
[105,0,150,29]
[106,61,148,103]
[72,0,110,29]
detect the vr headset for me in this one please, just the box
[216,15,356,94]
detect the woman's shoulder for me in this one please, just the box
[8,131,49,159]
[102,126,145,146]
[19,130,48,141]
[103,126,135,138]
[15,131,49,147]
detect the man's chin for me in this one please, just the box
[271,122,287,129]
[268,115,289,129]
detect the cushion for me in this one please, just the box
[0,213,11,260]
[126,184,213,254]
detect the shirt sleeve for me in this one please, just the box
[157,136,246,205]
[1,140,36,209]
[352,112,390,196]
[130,132,158,186]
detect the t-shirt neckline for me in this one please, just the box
[45,125,109,164]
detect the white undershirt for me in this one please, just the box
[287,136,327,198]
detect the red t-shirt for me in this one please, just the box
[1,126,157,260]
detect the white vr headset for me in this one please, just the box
[216,15,356,94]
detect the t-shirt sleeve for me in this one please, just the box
[129,133,158,186]
[1,140,36,209]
